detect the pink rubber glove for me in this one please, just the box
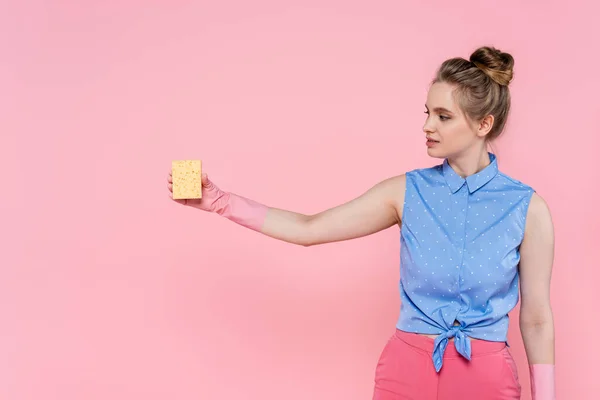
[168,171,269,232]
[530,364,555,400]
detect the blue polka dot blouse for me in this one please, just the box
[396,152,535,372]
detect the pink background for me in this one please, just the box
[2,1,598,399]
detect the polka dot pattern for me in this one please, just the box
[395,152,535,373]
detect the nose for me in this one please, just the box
[423,119,434,134]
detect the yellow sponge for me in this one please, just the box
[172,160,202,200]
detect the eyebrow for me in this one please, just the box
[425,105,455,114]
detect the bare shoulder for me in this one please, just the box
[525,192,554,236]
[527,192,552,220]
[375,173,407,223]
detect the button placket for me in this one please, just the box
[455,185,470,315]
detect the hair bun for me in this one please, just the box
[470,46,514,86]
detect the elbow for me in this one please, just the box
[298,216,316,247]
[299,232,316,247]
[520,319,553,331]
[519,308,554,329]
[297,214,331,247]
[519,315,555,345]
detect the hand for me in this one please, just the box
[167,170,230,212]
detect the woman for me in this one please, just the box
[167,46,555,400]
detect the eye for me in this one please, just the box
[439,115,450,121]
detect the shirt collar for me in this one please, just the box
[442,152,499,194]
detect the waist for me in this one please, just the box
[418,321,483,341]
[417,332,483,341]
[395,329,506,356]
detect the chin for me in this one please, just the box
[426,147,448,159]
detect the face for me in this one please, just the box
[423,82,492,159]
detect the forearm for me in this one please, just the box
[209,189,362,247]
[184,173,402,247]
[260,207,312,246]
[520,318,555,364]
[520,315,556,400]
[213,191,311,246]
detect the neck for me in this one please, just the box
[447,150,491,178]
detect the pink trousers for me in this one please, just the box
[373,329,521,399]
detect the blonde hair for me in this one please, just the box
[433,46,515,141]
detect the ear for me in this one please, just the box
[476,114,494,138]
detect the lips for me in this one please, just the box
[426,137,439,148]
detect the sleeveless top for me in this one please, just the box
[396,152,535,372]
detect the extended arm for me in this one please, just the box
[169,171,405,247]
